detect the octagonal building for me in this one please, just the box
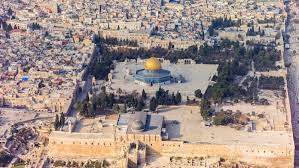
[135,57,171,85]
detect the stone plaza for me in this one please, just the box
[108,58,218,98]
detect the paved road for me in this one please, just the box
[284,1,299,167]
[286,60,299,167]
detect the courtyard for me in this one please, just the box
[109,61,218,98]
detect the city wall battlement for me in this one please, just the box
[48,132,294,167]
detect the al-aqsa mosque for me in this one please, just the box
[135,57,171,85]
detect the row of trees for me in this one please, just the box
[246,26,265,36]
[148,88,182,112]
[0,20,13,32]
[259,76,285,90]
[200,98,213,120]
[78,89,148,117]
[77,87,184,117]
[77,92,114,118]
[54,113,66,130]
[78,97,96,118]
[28,23,41,31]
[208,17,241,36]
[93,36,138,47]
[155,87,182,106]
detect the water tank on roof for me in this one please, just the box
[21,76,29,81]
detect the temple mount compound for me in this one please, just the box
[135,57,171,85]
[107,57,219,98]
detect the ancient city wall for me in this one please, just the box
[48,131,294,167]
[161,141,294,167]
[48,132,163,159]
[124,133,162,154]
[48,132,117,159]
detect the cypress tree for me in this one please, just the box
[82,102,88,116]
[136,98,144,111]
[122,103,127,113]
[141,89,147,100]
[149,97,157,112]
[171,92,176,105]
[86,94,89,102]
[175,92,182,104]
[54,114,60,130]
[113,104,120,114]
[60,112,65,127]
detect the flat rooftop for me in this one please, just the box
[73,115,117,133]
[110,62,218,98]
[118,112,163,135]
[50,131,114,140]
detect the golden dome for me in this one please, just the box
[144,57,161,70]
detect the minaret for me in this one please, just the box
[68,120,72,133]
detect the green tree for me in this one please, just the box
[88,103,95,117]
[7,8,13,16]
[194,89,203,98]
[54,114,60,130]
[141,89,147,100]
[175,92,182,105]
[77,102,84,113]
[81,102,88,116]
[107,93,115,108]
[136,98,144,111]
[200,99,213,120]
[122,103,127,113]
[86,94,90,103]
[186,96,190,103]
[213,113,234,125]
[149,97,158,112]
[60,112,65,127]
[113,104,120,114]
[6,24,12,32]
[171,92,176,105]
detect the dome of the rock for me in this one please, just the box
[144,57,162,70]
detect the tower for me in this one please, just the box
[68,120,72,133]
